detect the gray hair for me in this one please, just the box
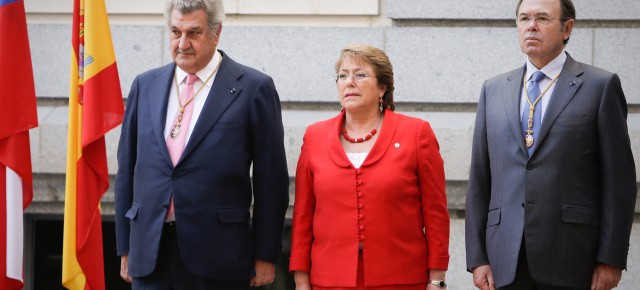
[165,0,225,34]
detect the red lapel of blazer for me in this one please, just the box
[363,110,398,166]
[328,111,351,167]
[328,110,399,168]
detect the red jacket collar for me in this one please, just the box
[328,110,399,168]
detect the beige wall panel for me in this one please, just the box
[25,0,377,15]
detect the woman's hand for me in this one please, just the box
[293,271,312,290]
[295,284,312,290]
[427,269,447,289]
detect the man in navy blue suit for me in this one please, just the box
[114,0,289,289]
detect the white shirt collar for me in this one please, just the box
[526,51,566,81]
[174,50,222,87]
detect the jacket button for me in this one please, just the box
[171,174,177,180]
[357,192,363,197]
[357,204,364,209]
[357,214,364,220]
[526,165,534,170]
[356,169,362,175]
[359,225,364,231]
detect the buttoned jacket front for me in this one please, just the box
[290,110,450,287]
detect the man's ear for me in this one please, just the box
[563,19,575,42]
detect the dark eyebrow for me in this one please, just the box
[518,12,552,17]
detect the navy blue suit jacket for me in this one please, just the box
[115,51,289,280]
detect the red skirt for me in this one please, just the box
[312,251,426,290]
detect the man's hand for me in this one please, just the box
[591,263,622,290]
[120,255,132,283]
[250,260,275,287]
[472,264,496,290]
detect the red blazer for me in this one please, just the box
[290,110,450,287]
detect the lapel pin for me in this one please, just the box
[230,88,236,94]
[394,143,400,148]
[569,81,576,86]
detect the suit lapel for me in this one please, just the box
[529,54,583,157]
[179,53,242,163]
[502,66,528,156]
[148,64,176,166]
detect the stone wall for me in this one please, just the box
[22,0,640,289]
[25,0,640,215]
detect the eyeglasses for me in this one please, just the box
[335,73,372,83]
[516,15,564,26]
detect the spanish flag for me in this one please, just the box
[0,1,38,289]
[62,0,124,289]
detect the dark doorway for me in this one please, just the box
[29,217,294,290]
[31,217,130,290]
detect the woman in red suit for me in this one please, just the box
[290,44,450,290]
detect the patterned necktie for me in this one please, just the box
[165,73,198,221]
[522,71,546,155]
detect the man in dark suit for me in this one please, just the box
[465,0,637,289]
[114,0,289,289]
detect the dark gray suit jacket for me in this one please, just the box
[465,53,637,288]
[114,51,289,280]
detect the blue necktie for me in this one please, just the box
[522,71,546,155]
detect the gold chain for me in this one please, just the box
[522,72,560,148]
[169,56,223,139]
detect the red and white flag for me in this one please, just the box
[0,0,38,289]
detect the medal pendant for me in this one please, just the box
[525,134,534,148]
[170,124,181,139]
